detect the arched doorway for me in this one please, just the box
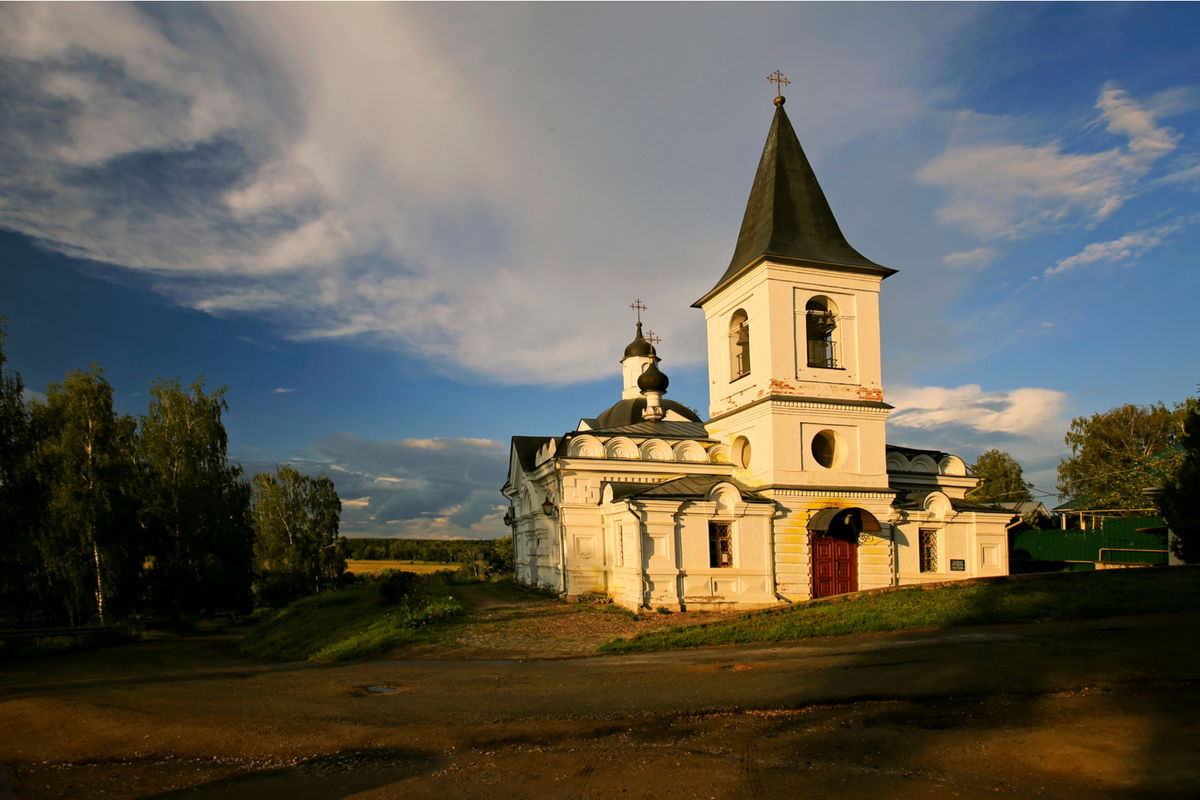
[808,507,880,599]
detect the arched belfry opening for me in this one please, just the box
[805,296,839,369]
[729,309,750,380]
[807,507,880,598]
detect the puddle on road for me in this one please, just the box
[366,685,400,694]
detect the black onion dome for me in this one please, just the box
[623,321,653,358]
[637,360,669,393]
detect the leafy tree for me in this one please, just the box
[29,367,137,625]
[967,449,1033,505]
[251,465,344,606]
[138,378,253,615]
[1057,402,1186,510]
[0,319,41,624]
[1159,400,1200,563]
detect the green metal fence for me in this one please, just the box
[1011,516,1169,571]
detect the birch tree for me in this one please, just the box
[251,465,344,605]
[30,367,135,625]
[138,378,253,614]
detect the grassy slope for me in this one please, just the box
[600,567,1200,653]
[238,576,464,662]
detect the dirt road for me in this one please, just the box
[3,601,1199,798]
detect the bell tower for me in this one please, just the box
[695,89,896,493]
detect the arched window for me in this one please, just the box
[729,309,750,380]
[805,296,839,368]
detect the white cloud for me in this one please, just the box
[271,387,296,394]
[0,3,977,388]
[943,246,999,270]
[917,83,1182,241]
[1046,220,1186,276]
[888,384,1067,438]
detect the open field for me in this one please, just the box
[344,559,459,575]
[3,574,1200,798]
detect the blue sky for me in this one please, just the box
[2,3,1198,538]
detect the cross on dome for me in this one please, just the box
[630,298,647,324]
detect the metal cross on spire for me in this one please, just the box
[630,298,647,324]
[767,70,791,98]
[645,329,661,348]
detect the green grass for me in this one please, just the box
[238,574,465,662]
[599,567,1200,654]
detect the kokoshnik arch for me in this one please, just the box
[502,85,1012,611]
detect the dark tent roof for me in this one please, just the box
[695,100,896,307]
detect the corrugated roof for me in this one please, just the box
[695,101,895,307]
[607,475,770,503]
[583,420,712,440]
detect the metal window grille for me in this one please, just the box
[732,322,750,378]
[919,528,937,573]
[709,522,733,568]
[806,310,839,368]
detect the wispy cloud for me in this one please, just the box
[272,387,296,394]
[917,83,1183,241]
[943,246,999,270]
[1046,219,1188,276]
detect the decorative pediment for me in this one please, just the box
[708,443,731,464]
[639,438,674,461]
[708,482,742,515]
[910,454,939,474]
[605,436,639,460]
[567,434,604,458]
[674,440,708,462]
[923,491,952,519]
[938,455,966,476]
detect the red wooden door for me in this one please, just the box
[811,534,858,599]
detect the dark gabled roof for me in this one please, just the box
[695,101,895,307]
[606,476,770,503]
[893,489,1013,515]
[593,397,702,427]
[952,498,1016,514]
[886,444,953,462]
[510,435,554,472]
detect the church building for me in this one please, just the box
[502,87,1012,611]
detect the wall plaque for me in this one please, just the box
[950,559,966,571]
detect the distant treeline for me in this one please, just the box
[345,537,512,569]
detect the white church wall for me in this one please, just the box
[768,492,898,601]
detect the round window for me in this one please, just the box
[732,436,752,469]
[811,430,843,469]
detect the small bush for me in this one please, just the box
[378,570,418,605]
